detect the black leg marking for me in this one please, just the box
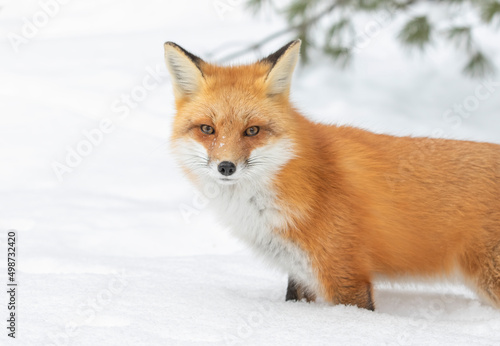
[286,276,299,301]
[365,283,375,311]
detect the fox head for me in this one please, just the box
[164,40,301,187]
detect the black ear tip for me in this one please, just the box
[164,41,178,49]
[163,41,205,72]
[283,39,301,48]
[261,39,301,66]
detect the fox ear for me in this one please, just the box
[164,42,204,99]
[261,40,301,97]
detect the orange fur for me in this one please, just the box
[165,40,500,310]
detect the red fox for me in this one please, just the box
[164,39,500,310]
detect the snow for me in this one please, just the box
[0,1,500,345]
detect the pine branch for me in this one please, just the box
[325,17,351,45]
[398,15,432,50]
[246,0,278,14]
[213,2,338,63]
[212,0,422,63]
[463,51,495,78]
[445,26,472,51]
[208,0,497,78]
[323,45,352,67]
[480,0,500,24]
[246,0,266,12]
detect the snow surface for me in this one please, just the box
[1,1,500,345]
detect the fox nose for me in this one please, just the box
[218,161,236,176]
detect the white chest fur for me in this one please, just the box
[210,182,317,290]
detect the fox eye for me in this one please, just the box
[245,126,260,137]
[200,125,214,135]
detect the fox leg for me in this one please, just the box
[463,241,500,308]
[285,276,316,302]
[320,273,375,311]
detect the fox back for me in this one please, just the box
[164,40,500,310]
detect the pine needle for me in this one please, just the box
[463,51,495,78]
[398,16,432,50]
